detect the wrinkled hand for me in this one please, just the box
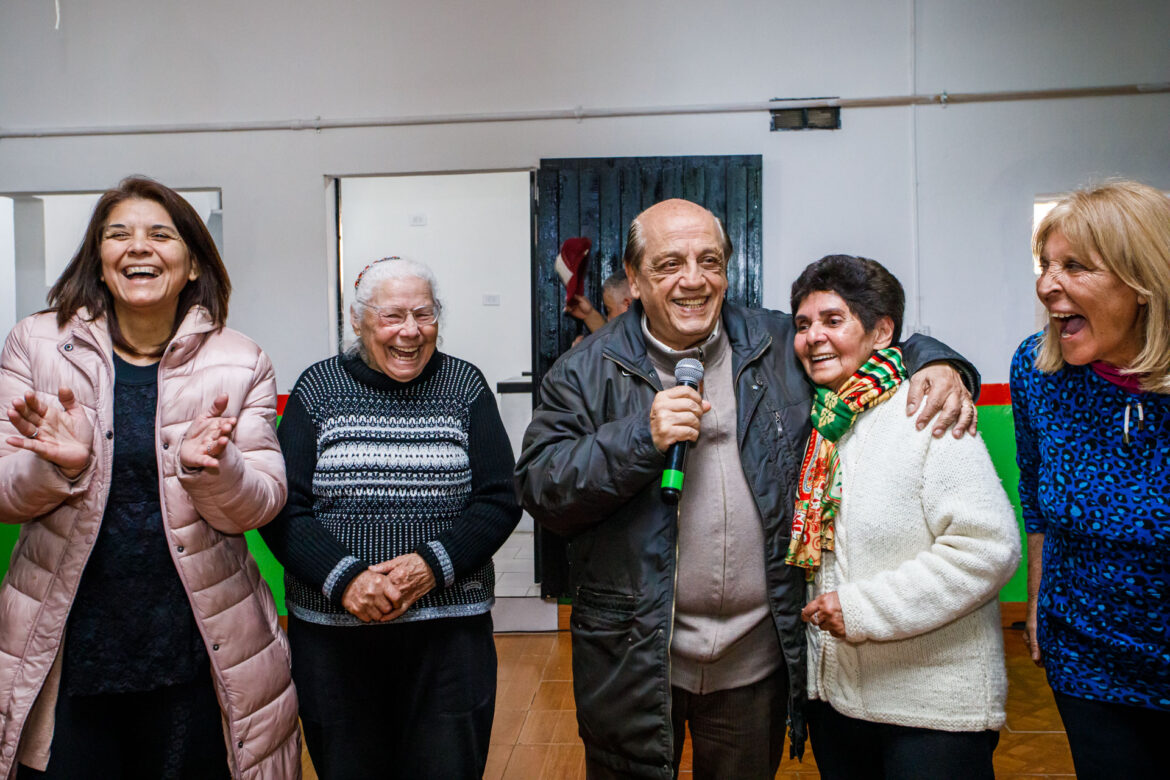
[341,570,396,622]
[369,553,436,621]
[179,394,237,470]
[649,386,711,453]
[1024,599,1043,666]
[6,387,93,479]
[802,591,847,639]
[906,362,977,439]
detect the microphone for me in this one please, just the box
[661,358,705,505]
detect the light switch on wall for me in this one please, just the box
[409,214,427,226]
[482,294,501,306]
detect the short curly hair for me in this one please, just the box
[789,254,905,344]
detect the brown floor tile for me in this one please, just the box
[484,744,512,780]
[503,745,551,779]
[531,679,576,710]
[491,707,527,745]
[542,744,587,779]
[994,729,1075,775]
[519,709,582,745]
[303,625,1077,779]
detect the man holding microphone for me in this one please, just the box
[516,198,977,779]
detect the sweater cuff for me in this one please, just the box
[323,555,367,607]
[416,541,455,589]
[836,583,869,643]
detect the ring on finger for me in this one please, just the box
[29,427,39,439]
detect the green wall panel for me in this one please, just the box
[978,406,1027,603]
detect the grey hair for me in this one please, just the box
[602,271,630,296]
[347,256,443,360]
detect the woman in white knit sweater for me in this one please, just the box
[786,255,1020,780]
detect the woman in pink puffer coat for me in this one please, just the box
[0,177,299,779]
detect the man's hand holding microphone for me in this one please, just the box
[652,359,707,504]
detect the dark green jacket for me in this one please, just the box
[515,301,977,777]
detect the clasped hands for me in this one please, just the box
[341,553,437,623]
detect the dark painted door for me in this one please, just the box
[531,155,763,598]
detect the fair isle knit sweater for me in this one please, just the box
[806,383,1021,732]
[260,351,521,626]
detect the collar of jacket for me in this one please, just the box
[62,306,219,368]
[602,299,772,385]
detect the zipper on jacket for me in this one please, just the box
[58,325,117,590]
[603,348,679,763]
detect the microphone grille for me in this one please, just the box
[674,358,704,386]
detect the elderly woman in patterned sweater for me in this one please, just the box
[1012,180,1170,780]
[260,256,520,779]
[789,255,1020,780]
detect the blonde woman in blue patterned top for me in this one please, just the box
[1012,180,1170,780]
[260,256,520,779]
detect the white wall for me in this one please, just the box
[0,200,14,336]
[338,172,531,394]
[1,0,1167,389]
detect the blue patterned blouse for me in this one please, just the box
[1011,333,1170,711]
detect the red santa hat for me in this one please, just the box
[554,237,592,304]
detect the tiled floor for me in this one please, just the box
[302,607,1077,779]
[493,530,540,597]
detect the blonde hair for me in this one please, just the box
[1032,180,1170,393]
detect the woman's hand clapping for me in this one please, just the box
[179,394,237,471]
[6,387,93,479]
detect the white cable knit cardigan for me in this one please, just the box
[806,384,1021,732]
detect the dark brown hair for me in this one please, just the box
[790,254,905,344]
[48,176,230,358]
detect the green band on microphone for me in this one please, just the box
[661,470,685,491]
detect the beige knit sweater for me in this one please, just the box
[806,383,1021,732]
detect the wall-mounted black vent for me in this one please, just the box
[770,100,841,131]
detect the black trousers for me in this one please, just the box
[1054,691,1169,780]
[290,611,496,780]
[17,673,227,780]
[585,670,788,780]
[806,699,998,780]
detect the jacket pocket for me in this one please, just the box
[570,587,667,765]
[573,586,637,625]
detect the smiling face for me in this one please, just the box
[1036,230,1147,367]
[626,200,729,350]
[351,275,439,382]
[794,290,894,392]
[99,198,197,323]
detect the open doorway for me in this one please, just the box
[335,171,532,396]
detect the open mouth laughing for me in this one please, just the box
[1050,311,1087,337]
[123,265,162,279]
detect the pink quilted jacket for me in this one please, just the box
[0,308,300,779]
